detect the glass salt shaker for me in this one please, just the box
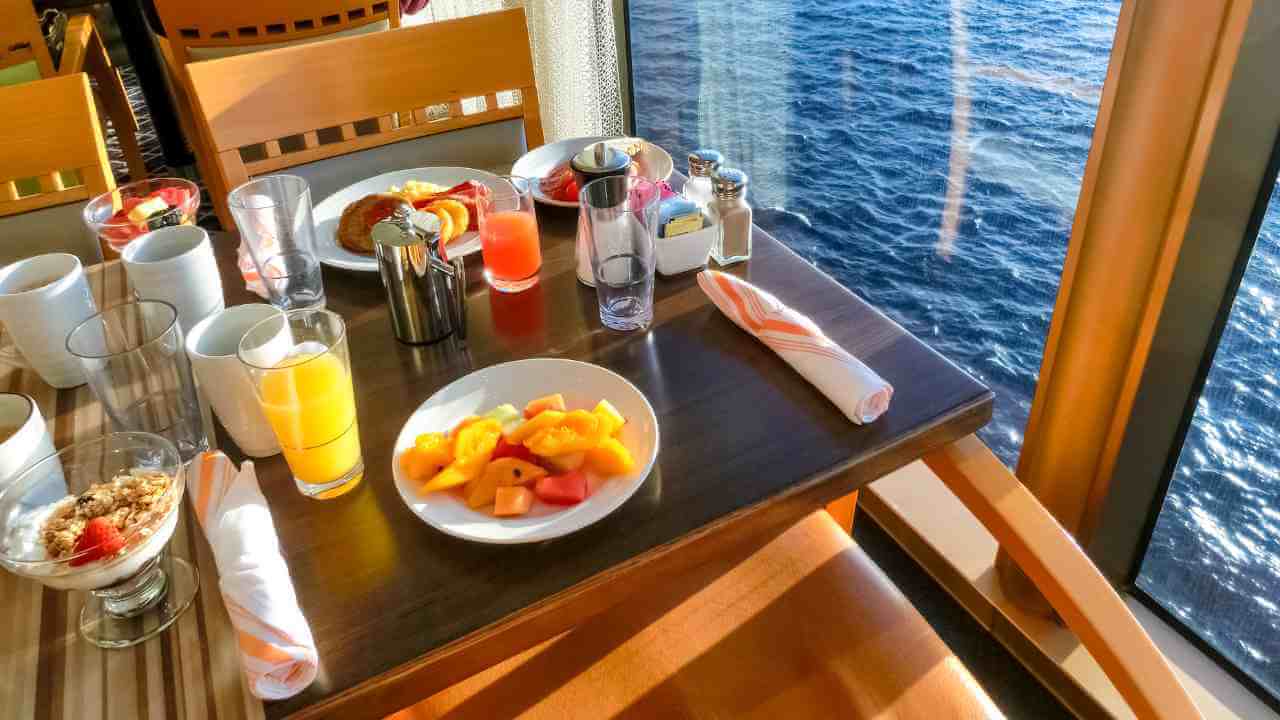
[709,168,752,266]
[684,149,724,210]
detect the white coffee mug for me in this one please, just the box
[0,254,97,388]
[122,225,225,333]
[186,304,283,458]
[0,393,56,489]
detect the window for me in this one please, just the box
[1137,178,1280,699]
[627,0,1120,466]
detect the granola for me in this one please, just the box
[39,470,173,560]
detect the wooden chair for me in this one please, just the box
[150,0,402,227]
[185,8,543,229]
[393,440,1202,719]
[153,0,400,67]
[0,73,112,265]
[0,0,147,181]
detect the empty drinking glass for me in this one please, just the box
[581,176,660,331]
[65,300,208,461]
[228,175,326,310]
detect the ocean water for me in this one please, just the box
[629,0,1280,695]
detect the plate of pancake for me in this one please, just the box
[313,167,503,272]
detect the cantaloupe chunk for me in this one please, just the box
[494,486,534,516]
[523,393,566,419]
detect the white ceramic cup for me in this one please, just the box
[185,304,283,458]
[0,393,56,490]
[0,254,97,388]
[122,225,225,333]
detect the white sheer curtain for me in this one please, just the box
[406,0,625,142]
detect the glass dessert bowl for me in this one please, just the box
[0,432,198,648]
[83,178,201,256]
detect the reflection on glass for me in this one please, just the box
[1139,181,1280,698]
[629,0,1120,465]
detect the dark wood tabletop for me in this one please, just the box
[207,198,992,719]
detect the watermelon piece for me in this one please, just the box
[153,186,193,210]
[534,470,588,505]
[492,436,537,464]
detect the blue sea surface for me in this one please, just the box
[629,0,1280,696]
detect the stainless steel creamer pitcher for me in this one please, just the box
[371,204,467,344]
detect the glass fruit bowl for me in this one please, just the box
[0,432,198,648]
[83,178,201,256]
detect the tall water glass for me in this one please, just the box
[65,301,208,461]
[238,309,362,500]
[478,176,542,293]
[581,176,660,331]
[228,175,326,310]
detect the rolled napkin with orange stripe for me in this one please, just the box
[192,451,318,700]
[236,242,271,300]
[698,269,893,423]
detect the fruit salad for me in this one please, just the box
[93,184,199,252]
[399,394,636,518]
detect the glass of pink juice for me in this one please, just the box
[479,176,541,293]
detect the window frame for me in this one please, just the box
[614,0,1280,709]
[1090,1,1280,703]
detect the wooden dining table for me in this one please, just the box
[1,197,992,720]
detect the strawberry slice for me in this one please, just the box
[69,517,125,566]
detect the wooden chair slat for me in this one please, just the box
[187,8,544,226]
[244,106,525,176]
[264,139,283,158]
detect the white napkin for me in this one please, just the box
[698,270,893,423]
[191,451,317,700]
[236,241,271,300]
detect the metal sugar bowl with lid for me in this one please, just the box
[572,142,635,286]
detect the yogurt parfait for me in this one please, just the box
[0,432,198,648]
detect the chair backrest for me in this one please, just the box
[0,73,112,264]
[186,8,544,199]
[0,0,54,79]
[154,0,400,67]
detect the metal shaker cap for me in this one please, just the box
[711,168,748,199]
[688,149,724,178]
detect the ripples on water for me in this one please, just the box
[631,0,1280,694]
[1138,183,1280,691]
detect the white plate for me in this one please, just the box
[392,358,659,545]
[512,136,674,208]
[312,166,503,272]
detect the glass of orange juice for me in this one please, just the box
[237,308,362,499]
[478,176,541,293]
